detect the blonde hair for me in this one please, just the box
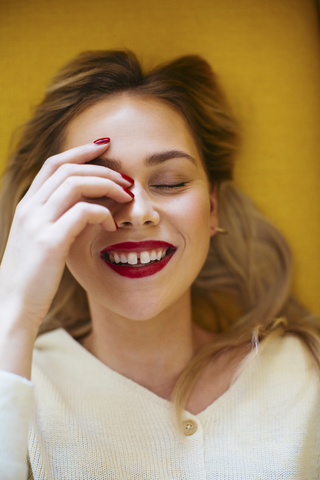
[1,50,319,428]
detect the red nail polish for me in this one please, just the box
[93,138,110,145]
[120,173,134,184]
[114,220,119,230]
[122,187,135,198]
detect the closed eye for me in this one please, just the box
[151,182,188,190]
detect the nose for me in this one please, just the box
[114,184,160,228]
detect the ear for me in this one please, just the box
[209,183,219,237]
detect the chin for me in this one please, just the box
[90,284,185,322]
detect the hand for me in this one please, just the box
[0,140,133,331]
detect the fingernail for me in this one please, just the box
[120,173,134,184]
[114,220,119,230]
[122,187,135,198]
[93,137,110,145]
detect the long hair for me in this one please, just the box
[1,50,319,429]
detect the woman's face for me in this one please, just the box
[63,95,218,320]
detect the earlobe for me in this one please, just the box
[210,217,218,236]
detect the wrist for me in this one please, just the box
[0,301,40,380]
[0,294,42,335]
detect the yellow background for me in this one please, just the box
[0,0,319,316]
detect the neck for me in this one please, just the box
[81,290,212,400]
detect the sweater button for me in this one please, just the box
[183,419,197,436]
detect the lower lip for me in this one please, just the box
[101,251,175,278]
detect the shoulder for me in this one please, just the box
[244,334,320,407]
[259,334,317,374]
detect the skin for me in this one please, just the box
[0,140,132,378]
[0,94,249,413]
[64,96,217,316]
[64,95,246,411]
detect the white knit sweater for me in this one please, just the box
[0,328,319,479]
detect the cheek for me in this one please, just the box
[169,191,211,233]
[169,193,212,285]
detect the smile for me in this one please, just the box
[100,241,176,278]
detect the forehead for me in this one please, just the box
[64,94,200,161]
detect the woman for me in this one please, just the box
[0,50,319,479]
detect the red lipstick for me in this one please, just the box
[100,241,176,278]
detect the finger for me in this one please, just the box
[49,202,117,252]
[33,163,132,204]
[43,177,134,222]
[26,141,111,197]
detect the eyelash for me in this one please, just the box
[151,182,188,190]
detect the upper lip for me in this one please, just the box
[101,241,175,253]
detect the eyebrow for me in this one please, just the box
[91,150,197,170]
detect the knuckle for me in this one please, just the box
[77,201,95,214]
[42,155,61,176]
[74,200,88,211]
[76,201,107,217]
[14,201,30,224]
[58,163,73,176]
[64,176,78,189]
[71,201,88,218]
[15,199,26,216]
[43,153,59,167]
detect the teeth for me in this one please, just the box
[120,253,127,263]
[140,251,151,264]
[107,248,169,265]
[128,252,138,265]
